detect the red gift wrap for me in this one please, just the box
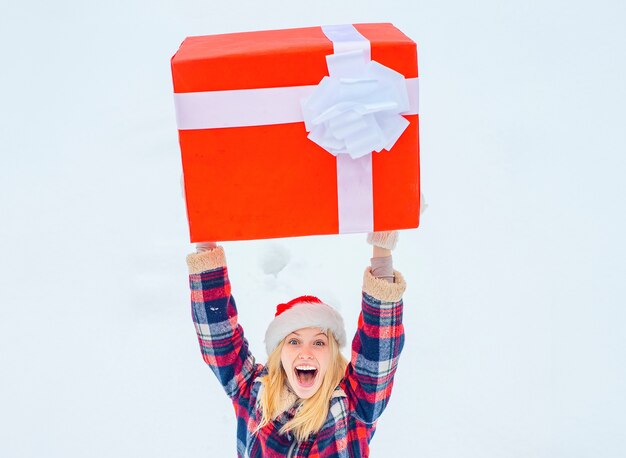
[171,23,420,242]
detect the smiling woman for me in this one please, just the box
[187,232,406,457]
[257,323,348,444]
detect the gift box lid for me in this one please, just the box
[172,23,418,93]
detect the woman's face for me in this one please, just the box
[280,327,331,399]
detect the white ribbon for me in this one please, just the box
[316,25,383,233]
[174,79,418,130]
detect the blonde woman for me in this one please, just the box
[187,231,406,457]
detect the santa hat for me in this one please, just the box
[264,295,346,355]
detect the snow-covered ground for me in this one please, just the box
[1,1,625,456]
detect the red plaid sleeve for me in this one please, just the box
[187,247,262,400]
[343,268,406,425]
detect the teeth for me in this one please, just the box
[296,365,317,371]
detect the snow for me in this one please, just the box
[259,243,292,277]
[1,0,625,457]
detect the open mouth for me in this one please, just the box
[294,365,318,388]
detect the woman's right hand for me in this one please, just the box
[196,241,218,252]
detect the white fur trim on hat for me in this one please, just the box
[264,301,346,355]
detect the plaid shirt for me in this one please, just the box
[188,247,406,457]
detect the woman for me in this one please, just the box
[187,231,406,457]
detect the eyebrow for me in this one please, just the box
[290,332,328,337]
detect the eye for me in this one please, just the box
[314,340,326,347]
[288,339,299,345]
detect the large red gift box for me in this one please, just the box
[171,23,420,242]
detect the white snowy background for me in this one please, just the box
[1,0,625,457]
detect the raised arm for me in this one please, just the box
[187,244,262,400]
[343,231,406,425]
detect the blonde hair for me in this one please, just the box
[257,330,348,442]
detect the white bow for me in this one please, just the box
[301,49,411,159]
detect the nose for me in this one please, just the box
[298,353,313,360]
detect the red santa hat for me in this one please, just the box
[264,295,346,355]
